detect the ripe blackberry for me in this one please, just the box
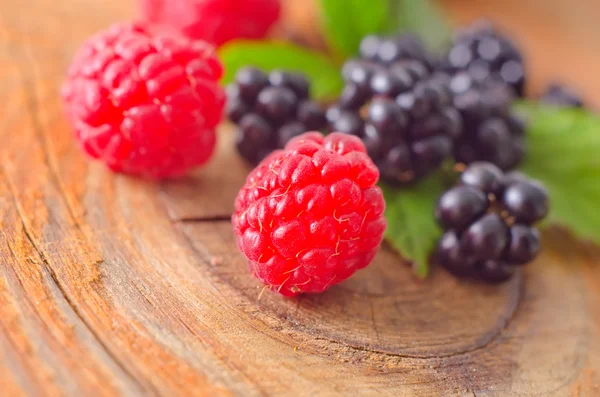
[337,34,432,112]
[435,162,549,283]
[359,33,432,67]
[366,74,463,184]
[440,19,526,96]
[226,67,327,164]
[450,71,526,170]
[540,83,585,108]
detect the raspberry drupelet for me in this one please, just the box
[232,132,387,296]
[62,22,225,179]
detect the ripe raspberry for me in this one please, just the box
[139,0,281,46]
[62,23,225,179]
[232,132,387,296]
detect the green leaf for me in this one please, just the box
[319,0,390,57]
[391,0,452,51]
[219,41,344,100]
[518,102,600,244]
[381,176,446,278]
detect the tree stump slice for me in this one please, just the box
[1,0,599,396]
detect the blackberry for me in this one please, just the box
[435,162,549,283]
[451,71,526,170]
[440,19,526,96]
[540,83,585,108]
[226,67,327,164]
[330,59,463,184]
[359,33,432,67]
[367,74,463,184]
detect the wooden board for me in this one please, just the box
[1,0,600,396]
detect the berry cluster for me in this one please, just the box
[326,34,463,184]
[62,22,225,179]
[436,162,549,282]
[363,75,462,184]
[450,71,526,170]
[439,20,526,97]
[540,83,585,108]
[232,132,386,296]
[226,67,327,164]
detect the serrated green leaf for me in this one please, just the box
[381,176,446,278]
[219,41,344,100]
[319,0,390,57]
[517,102,600,244]
[392,0,452,51]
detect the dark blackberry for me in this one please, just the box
[505,225,541,264]
[502,180,549,225]
[268,69,310,100]
[461,213,508,260]
[337,33,432,111]
[459,161,504,195]
[235,67,269,102]
[437,231,476,276]
[225,85,250,123]
[297,101,327,131]
[435,186,488,231]
[360,33,431,66]
[236,114,274,164]
[363,73,462,184]
[435,162,549,283]
[451,71,526,170]
[329,109,364,137]
[277,122,306,149]
[227,67,327,164]
[478,260,515,283]
[440,19,526,96]
[255,86,298,123]
[540,83,585,108]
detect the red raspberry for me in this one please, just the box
[232,132,387,296]
[139,0,281,46]
[62,22,225,179]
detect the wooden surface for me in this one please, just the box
[1,0,600,396]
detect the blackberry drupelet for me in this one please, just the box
[435,162,549,283]
[540,83,585,108]
[450,71,526,170]
[226,67,327,164]
[439,19,526,97]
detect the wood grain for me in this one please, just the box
[1,0,600,396]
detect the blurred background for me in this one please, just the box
[280,0,600,106]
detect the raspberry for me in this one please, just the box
[434,162,549,283]
[232,132,386,296]
[439,19,526,96]
[226,68,327,164]
[62,22,225,179]
[139,0,281,46]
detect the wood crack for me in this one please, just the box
[3,168,148,394]
[172,214,233,223]
[304,276,525,361]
